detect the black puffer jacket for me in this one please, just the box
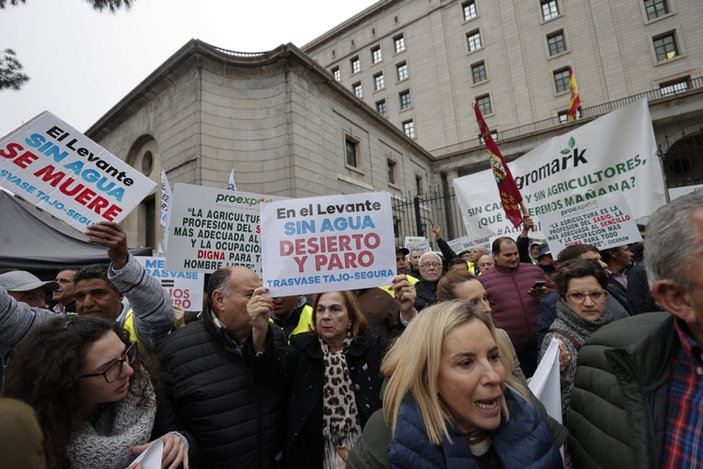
[156,311,289,469]
[284,329,387,469]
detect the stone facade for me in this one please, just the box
[86,41,434,249]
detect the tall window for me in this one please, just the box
[403,120,416,139]
[331,66,341,81]
[476,94,492,115]
[462,0,477,21]
[553,68,570,93]
[374,73,385,91]
[644,0,669,20]
[351,56,361,74]
[376,99,387,116]
[415,175,424,194]
[387,159,397,185]
[371,45,383,64]
[659,76,690,97]
[399,90,412,110]
[345,136,358,167]
[653,32,678,61]
[540,0,559,21]
[547,30,567,56]
[467,30,482,52]
[394,34,406,53]
[471,61,487,84]
[353,82,363,98]
[397,62,409,81]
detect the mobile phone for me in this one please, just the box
[532,281,547,289]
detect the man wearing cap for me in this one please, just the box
[536,243,555,276]
[395,246,411,276]
[0,271,57,309]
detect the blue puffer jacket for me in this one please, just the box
[389,387,562,469]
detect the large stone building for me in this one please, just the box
[303,0,703,209]
[86,40,434,249]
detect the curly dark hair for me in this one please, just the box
[4,316,157,469]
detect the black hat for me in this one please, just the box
[396,246,410,256]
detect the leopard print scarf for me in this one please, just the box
[319,334,362,469]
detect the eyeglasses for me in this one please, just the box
[565,290,608,304]
[420,262,442,268]
[80,342,137,383]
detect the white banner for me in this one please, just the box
[529,338,563,424]
[166,183,282,273]
[453,99,665,247]
[261,192,396,297]
[668,183,703,201]
[136,256,203,311]
[0,111,156,232]
[540,193,641,258]
[404,236,430,253]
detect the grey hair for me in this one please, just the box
[644,190,703,290]
[419,251,442,266]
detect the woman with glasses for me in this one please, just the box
[248,288,387,469]
[538,258,615,419]
[4,315,193,469]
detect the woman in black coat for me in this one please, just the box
[284,290,387,469]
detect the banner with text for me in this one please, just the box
[261,192,396,297]
[0,112,156,232]
[136,256,204,311]
[404,236,430,253]
[167,183,282,274]
[453,99,665,247]
[539,193,641,258]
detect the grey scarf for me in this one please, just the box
[67,374,156,469]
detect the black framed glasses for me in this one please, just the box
[566,290,608,304]
[80,342,137,383]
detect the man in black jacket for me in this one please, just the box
[156,266,289,469]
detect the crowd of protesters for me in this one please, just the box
[1,190,701,468]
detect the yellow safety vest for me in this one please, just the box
[122,309,145,350]
[268,305,314,337]
[379,274,419,297]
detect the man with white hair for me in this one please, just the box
[568,190,703,467]
[414,251,444,311]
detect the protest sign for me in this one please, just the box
[453,99,665,247]
[404,236,430,252]
[166,183,281,274]
[135,256,203,311]
[261,192,396,297]
[529,338,563,424]
[540,193,641,258]
[0,112,156,232]
[668,183,703,201]
[446,235,474,254]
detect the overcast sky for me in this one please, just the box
[0,0,378,137]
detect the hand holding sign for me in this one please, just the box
[86,222,129,268]
[247,286,274,353]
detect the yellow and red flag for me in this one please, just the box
[567,66,580,122]
[472,102,524,228]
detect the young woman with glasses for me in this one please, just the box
[4,315,194,469]
[538,258,615,420]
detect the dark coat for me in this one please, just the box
[568,312,674,468]
[389,388,562,469]
[414,277,438,311]
[284,329,388,469]
[156,311,290,469]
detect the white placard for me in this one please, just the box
[261,192,396,297]
[453,99,665,247]
[0,111,156,232]
[668,183,703,201]
[529,338,563,424]
[539,193,642,258]
[166,183,282,274]
[129,438,163,469]
[135,256,203,311]
[404,236,430,252]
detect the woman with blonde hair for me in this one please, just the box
[383,301,561,468]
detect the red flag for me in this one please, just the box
[473,102,524,228]
[567,66,581,122]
